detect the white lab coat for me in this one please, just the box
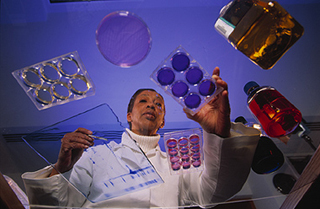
[22,123,260,208]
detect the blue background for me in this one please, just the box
[1,0,320,130]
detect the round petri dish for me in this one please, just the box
[70,75,90,95]
[171,52,190,72]
[168,148,178,157]
[190,144,200,153]
[157,67,175,86]
[192,153,201,161]
[185,66,203,85]
[58,57,80,77]
[171,162,181,171]
[182,161,191,169]
[40,63,61,83]
[192,160,201,168]
[181,155,190,162]
[96,11,151,67]
[166,138,177,149]
[189,134,200,145]
[199,79,216,96]
[21,68,42,88]
[184,92,201,109]
[180,147,189,155]
[171,81,189,98]
[51,81,71,100]
[178,137,188,147]
[34,86,54,105]
[170,156,180,164]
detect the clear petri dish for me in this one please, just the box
[199,79,216,96]
[34,86,54,105]
[40,63,61,83]
[171,81,189,98]
[185,66,203,85]
[96,11,151,67]
[52,82,71,100]
[70,75,90,95]
[58,57,80,77]
[157,67,175,86]
[184,92,201,109]
[171,52,190,72]
[21,68,42,88]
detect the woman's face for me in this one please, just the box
[127,90,165,136]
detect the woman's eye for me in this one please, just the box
[139,99,147,103]
[156,103,162,107]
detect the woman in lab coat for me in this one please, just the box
[22,67,260,208]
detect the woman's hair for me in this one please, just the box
[127,88,165,129]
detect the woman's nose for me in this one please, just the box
[147,102,155,110]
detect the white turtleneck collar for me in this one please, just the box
[125,128,160,153]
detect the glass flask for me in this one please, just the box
[244,81,302,137]
[215,0,304,69]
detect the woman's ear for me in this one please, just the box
[160,119,165,129]
[127,112,132,123]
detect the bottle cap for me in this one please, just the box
[244,81,259,95]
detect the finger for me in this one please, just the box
[215,78,228,91]
[212,67,220,77]
[220,90,231,114]
[63,132,94,147]
[75,127,93,135]
[74,128,94,143]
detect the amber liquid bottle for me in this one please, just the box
[244,81,302,138]
[215,0,304,69]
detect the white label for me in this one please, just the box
[214,17,235,39]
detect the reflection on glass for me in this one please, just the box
[22,104,163,204]
[273,173,296,194]
[251,136,284,174]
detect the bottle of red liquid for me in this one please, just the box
[244,81,302,138]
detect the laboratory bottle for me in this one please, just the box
[244,81,302,138]
[214,0,304,69]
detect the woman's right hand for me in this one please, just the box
[49,127,94,177]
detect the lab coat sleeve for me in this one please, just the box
[22,166,82,206]
[21,150,94,207]
[182,122,260,206]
